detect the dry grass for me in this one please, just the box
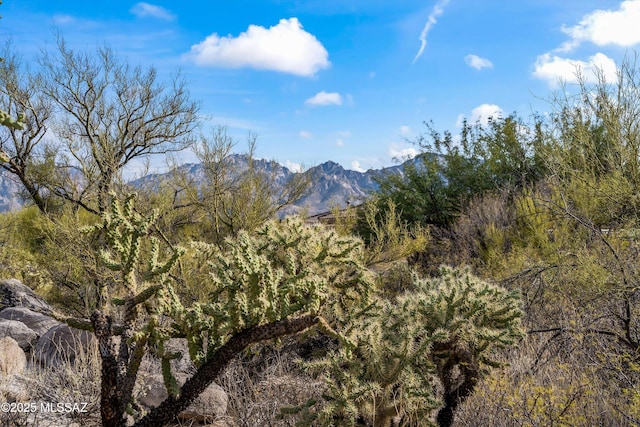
[1,328,317,427]
[453,336,638,427]
[218,344,325,427]
[0,333,101,427]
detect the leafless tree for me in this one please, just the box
[37,35,199,214]
[0,40,54,213]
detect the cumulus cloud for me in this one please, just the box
[351,160,366,172]
[400,125,411,136]
[559,0,640,52]
[465,54,493,70]
[389,142,419,160]
[533,52,618,87]
[299,130,312,139]
[305,91,343,106]
[186,18,330,77]
[457,104,503,127]
[285,160,304,173]
[130,2,175,21]
[471,104,503,125]
[413,0,451,63]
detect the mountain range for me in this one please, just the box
[0,155,412,215]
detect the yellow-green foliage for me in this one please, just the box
[457,358,631,427]
[293,266,523,427]
[0,207,42,281]
[360,198,429,266]
[0,206,102,310]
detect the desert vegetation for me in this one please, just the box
[1,21,640,427]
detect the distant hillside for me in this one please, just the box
[0,171,22,212]
[0,155,416,215]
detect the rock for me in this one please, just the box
[0,374,33,402]
[33,323,95,368]
[177,380,229,423]
[137,374,168,409]
[165,338,196,373]
[0,278,52,314]
[0,307,59,337]
[0,336,27,376]
[138,374,228,422]
[0,318,38,351]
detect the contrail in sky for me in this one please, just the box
[413,0,451,63]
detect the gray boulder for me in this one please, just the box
[33,323,95,368]
[0,278,52,314]
[0,318,38,351]
[177,380,229,423]
[0,307,59,337]
[138,374,228,422]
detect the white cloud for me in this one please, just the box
[413,0,450,63]
[130,2,175,21]
[457,104,503,127]
[389,142,419,160]
[559,0,640,52]
[471,104,503,125]
[336,138,345,147]
[299,130,312,139]
[186,18,330,77]
[285,160,304,173]
[400,125,411,136]
[337,130,351,137]
[351,160,366,172]
[533,52,618,87]
[472,104,503,125]
[305,91,343,106]
[464,54,493,70]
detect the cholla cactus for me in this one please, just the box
[85,194,374,427]
[293,266,523,427]
[411,266,524,427]
[161,216,372,367]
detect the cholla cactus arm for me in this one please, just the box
[0,110,24,130]
[144,237,184,279]
[165,217,371,366]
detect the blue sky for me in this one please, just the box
[0,0,636,173]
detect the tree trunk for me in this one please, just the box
[91,311,123,427]
[435,344,479,427]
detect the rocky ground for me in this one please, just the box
[0,278,232,427]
